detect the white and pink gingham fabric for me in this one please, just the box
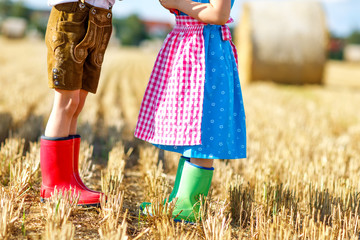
[135,16,206,145]
[135,16,238,146]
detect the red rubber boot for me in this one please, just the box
[72,135,102,194]
[40,136,101,206]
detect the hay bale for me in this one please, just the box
[235,0,328,84]
[1,17,27,39]
[344,44,360,62]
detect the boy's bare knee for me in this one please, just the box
[53,90,81,117]
[65,97,80,115]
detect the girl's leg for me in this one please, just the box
[69,89,88,135]
[171,158,214,222]
[190,158,214,168]
[45,89,80,137]
[141,156,214,222]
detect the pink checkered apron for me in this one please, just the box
[135,16,237,146]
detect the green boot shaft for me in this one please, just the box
[172,161,214,222]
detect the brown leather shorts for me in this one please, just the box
[45,1,112,94]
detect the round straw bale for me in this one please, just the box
[234,0,329,84]
[344,44,360,62]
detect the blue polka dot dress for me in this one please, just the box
[153,0,246,160]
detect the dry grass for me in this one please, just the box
[98,193,129,240]
[1,37,360,239]
[0,187,24,239]
[41,189,79,240]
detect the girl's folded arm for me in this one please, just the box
[163,0,231,25]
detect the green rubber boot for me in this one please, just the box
[140,156,189,212]
[172,161,214,222]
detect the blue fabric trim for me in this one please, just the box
[181,156,190,161]
[187,161,214,171]
[41,135,72,141]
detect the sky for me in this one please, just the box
[23,0,360,37]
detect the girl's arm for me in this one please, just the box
[160,0,231,25]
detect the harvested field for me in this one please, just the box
[1,37,360,239]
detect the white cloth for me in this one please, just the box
[48,0,115,9]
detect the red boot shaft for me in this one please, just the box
[40,136,101,206]
[72,135,101,194]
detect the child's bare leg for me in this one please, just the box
[69,89,88,135]
[45,89,80,137]
[190,158,214,168]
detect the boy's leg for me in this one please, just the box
[69,89,88,135]
[41,88,102,205]
[45,89,80,137]
[40,2,113,206]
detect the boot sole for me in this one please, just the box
[139,206,196,224]
[173,218,195,224]
[40,197,101,208]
